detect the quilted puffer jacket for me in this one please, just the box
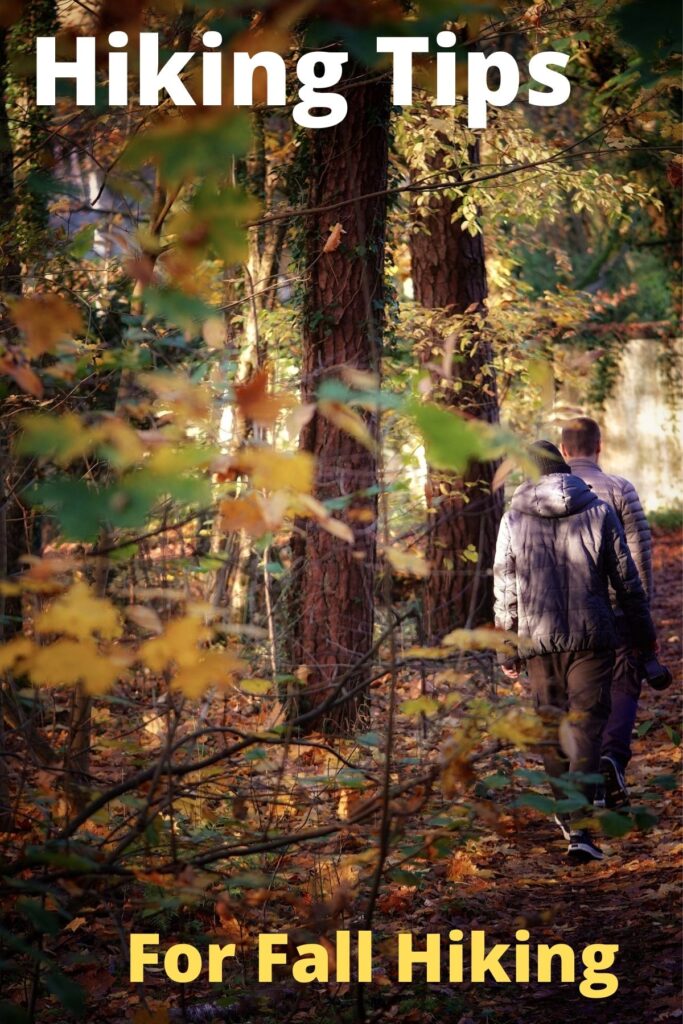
[494,473,656,660]
[568,456,653,602]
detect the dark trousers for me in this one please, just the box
[527,650,614,811]
[601,621,642,768]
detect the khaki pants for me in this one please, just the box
[527,649,614,809]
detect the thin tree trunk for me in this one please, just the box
[62,539,109,816]
[410,141,503,641]
[290,64,390,733]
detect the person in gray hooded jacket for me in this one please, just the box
[560,416,653,806]
[493,441,657,862]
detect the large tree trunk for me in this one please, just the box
[410,142,503,641]
[290,65,390,733]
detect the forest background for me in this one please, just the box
[0,1,681,1022]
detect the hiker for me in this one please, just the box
[560,416,653,807]
[493,441,657,862]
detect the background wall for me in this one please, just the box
[595,338,682,511]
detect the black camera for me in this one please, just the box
[640,656,673,692]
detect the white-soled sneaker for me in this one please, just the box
[567,830,604,863]
[600,755,629,808]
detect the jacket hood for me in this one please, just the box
[511,473,599,519]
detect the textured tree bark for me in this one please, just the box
[290,66,390,733]
[410,143,503,641]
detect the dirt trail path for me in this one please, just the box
[421,529,683,1024]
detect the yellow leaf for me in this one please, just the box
[139,615,212,672]
[318,401,377,452]
[17,412,92,467]
[240,677,272,695]
[489,707,544,748]
[290,492,330,521]
[491,456,516,492]
[384,547,431,578]
[340,366,380,391]
[400,696,439,717]
[0,636,34,672]
[403,646,451,659]
[10,294,83,357]
[237,448,315,494]
[139,371,212,424]
[202,317,227,350]
[99,417,146,468]
[35,582,123,641]
[285,403,315,440]
[28,638,127,695]
[173,650,246,698]
[320,516,355,545]
[323,222,346,253]
[527,354,555,406]
[442,627,518,653]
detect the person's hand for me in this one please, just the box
[501,665,519,680]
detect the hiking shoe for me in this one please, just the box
[554,813,571,841]
[593,783,606,808]
[567,830,604,863]
[600,755,629,808]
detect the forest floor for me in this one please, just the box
[3,531,681,1024]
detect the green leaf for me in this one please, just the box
[336,771,368,789]
[143,286,215,329]
[554,796,586,814]
[356,731,383,748]
[408,399,498,472]
[650,774,677,791]
[44,971,85,1016]
[68,225,96,259]
[317,378,402,410]
[633,807,659,831]
[637,719,656,738]
[389,868,423,886]
[16,899,61,936]
[663,724,681,746]
[224,871,270,890]
[0,1001,30,1024]
[124,113,252,182]
[400,696,439,717]
[599,811,632,838]
[479,773,509,790]
[514,792,556,814]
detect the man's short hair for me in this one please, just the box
[561,416,601,457]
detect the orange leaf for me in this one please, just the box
[219,495,270,536]
[0,357,43,397]
[234,368,294,427]
[323,222,346,253]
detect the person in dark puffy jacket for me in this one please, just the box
[493,440,657,863]
[560,416,653,807]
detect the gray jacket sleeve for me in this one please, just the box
[493,514,519,664]
[603,507,656,651]
[616,479,654,602]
